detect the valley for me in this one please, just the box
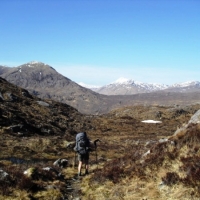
[1,63,200,199]
[1,76,200,199]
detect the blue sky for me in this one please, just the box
[1,0,200,86]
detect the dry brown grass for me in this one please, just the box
[1,104,200,199]
[77,109,200,200]
[26,137,51,152]
[34,189,63,200]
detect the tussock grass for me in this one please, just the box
[13,190,32,200]
[34,189,63,200]
[26,137,51,153]
[1,104,200,199]
[79,114,200,199]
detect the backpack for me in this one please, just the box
[75,132,90,155]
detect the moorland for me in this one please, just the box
[1,76,200,199]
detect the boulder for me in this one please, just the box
[142,150,151,158]
[53,158,68,168]
[42,167,60,177]
[189,109,200,124]
[24,167,37,178]
[9,124,24,133]
[21,90,32,98]
[0,169,9,180]
[41,128,52,134]
[37,101,49,107]
[159,138,168,143]
[169,109,200,141]
[5,92,18,101]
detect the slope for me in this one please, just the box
[0,61,107,114]
[0,76,94,138]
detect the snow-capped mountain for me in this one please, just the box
[112,77,168,90]
[82,78,200,95]
[170,81,200,88]
[85,77,168,95]
[164,81,200,93]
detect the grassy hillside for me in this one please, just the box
[1,77,200,199]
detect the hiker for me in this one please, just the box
[74,132,91,176]
[74,132,101,176]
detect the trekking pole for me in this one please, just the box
[74,151,76,168]
[94,139,101,170]
[95,145,98,169]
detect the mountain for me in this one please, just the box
[2,73,200,199]
[91,77,169,95]
[1,62,200,115]
[87,77,200,95]
[164,81,200,93]
[0,61,109,114]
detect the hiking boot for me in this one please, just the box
[78,172,82,177]
[85,170,89,175]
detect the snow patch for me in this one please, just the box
[27,61,46,66]
[141,120,162,124]
[79,82,101,89]
[29,61,40,64]
[112,77,134,85]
